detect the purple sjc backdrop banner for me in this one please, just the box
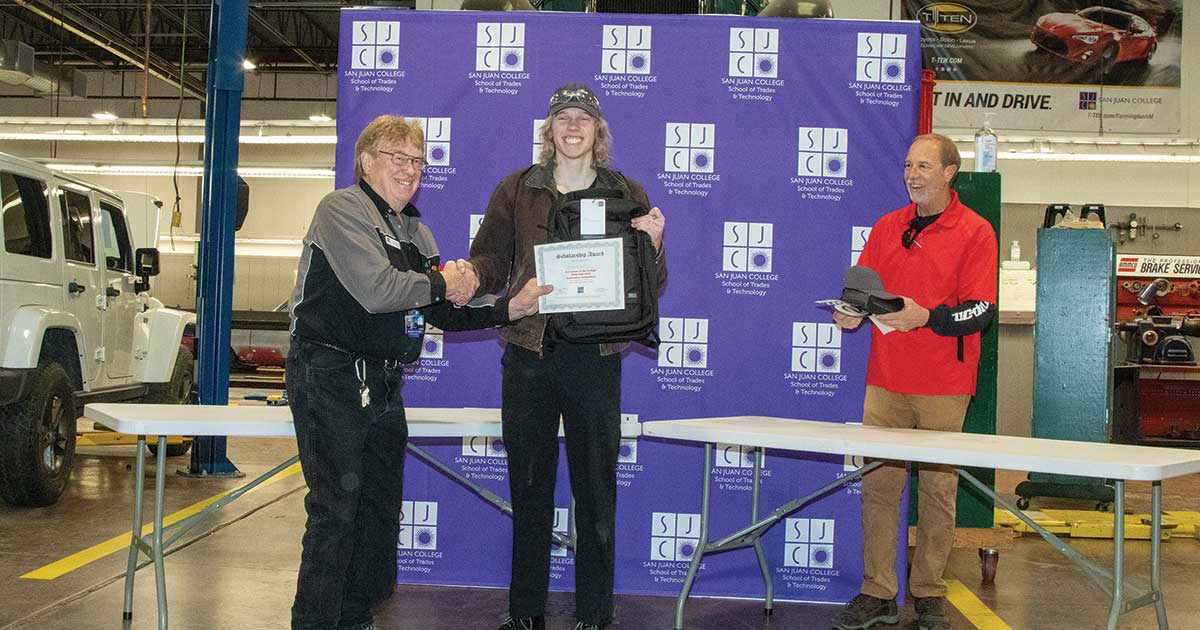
[336,10,920,604]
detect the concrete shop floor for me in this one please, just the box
[3,416,1200,629]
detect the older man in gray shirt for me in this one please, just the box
[287,114,551,630]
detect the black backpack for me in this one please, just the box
[545,186,660,347]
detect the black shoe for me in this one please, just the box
[497,615,546,630]
[913,597,951,630]
[830,593,900,629]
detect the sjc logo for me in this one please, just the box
[723,222,773,273]
[791,322,841,373]
[729,27,779,78]
[531,119,544,165]
[469,214,485,248]
[421,325,443,359]
[798,127,848,178]
[476,23,525,72]
[412,117,451,166]
[784,518,835,568]
[851,226,871,265]
[602,25,651,74]
[618,439,638,464]
[665,123,715,174]
[650,512,701,562]
[399,501,438,550]
[551,507,571,557]
[856,33,906,83]
[351,21,400,70]
[715,443,762,469]
[843,422,864,471]
[659,317,709,368]
[461,435,506,458]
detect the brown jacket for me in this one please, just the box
[468,163,667,355]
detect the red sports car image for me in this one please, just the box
[1031,6,1158,70]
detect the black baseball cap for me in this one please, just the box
[548,83,602,119]
[841,266,903,315]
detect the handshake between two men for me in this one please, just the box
[442,258,553,320]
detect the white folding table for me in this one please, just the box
[84,403,640,630]
[642,416,1200,630]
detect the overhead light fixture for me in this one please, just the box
[308,113,332,123]
[960,150,1200,164]
[242,59,257,71]
[91,111,119,121]
[44,162,335,179]
[0,131,336,144]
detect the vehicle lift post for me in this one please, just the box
[188,0,249,477]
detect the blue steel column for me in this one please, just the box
[188,0,248,475]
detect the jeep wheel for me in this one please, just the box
[144,347,195,457]
[0,364,78,506]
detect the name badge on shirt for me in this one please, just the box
[580,199,606,238]
[383,233,402,250]
[404,310,425,339]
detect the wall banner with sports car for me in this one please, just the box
[904,1,1183,133]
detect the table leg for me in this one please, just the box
[1107,480,1125,630]
[1152,481,1168,629]
[123,435,148,620]
[675,442,712,630]
[153,436,168,630]
[751,447,772,616]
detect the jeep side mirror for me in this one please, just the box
[134,247,160,293]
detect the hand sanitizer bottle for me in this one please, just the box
[1010,240,1021,262]
[974,113,998,172]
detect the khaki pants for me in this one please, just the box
[860,385,970,600]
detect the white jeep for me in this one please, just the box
[0,152,194,507]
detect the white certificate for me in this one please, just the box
[533,238,625,314]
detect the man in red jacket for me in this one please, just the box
[830,134,997,630]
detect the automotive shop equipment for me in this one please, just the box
[1112,254,1200,448]
[1016,228,1116,510]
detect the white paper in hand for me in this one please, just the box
[868,316,895,334]
[815,299,868,318]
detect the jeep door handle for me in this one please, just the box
[68,281,86,295]
[106,287,121,298]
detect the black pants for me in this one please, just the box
[287,339,408,630]
[503,343,622,625]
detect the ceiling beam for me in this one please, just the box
[247,8,324,73]
[12,0,207,100]
[0,6,111,68]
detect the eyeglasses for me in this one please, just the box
[376,149,427,172]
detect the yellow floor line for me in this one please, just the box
[946,579,1012,630]
[22,462,302,581]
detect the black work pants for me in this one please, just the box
[503,342,622,626]
[287,339,408,630]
